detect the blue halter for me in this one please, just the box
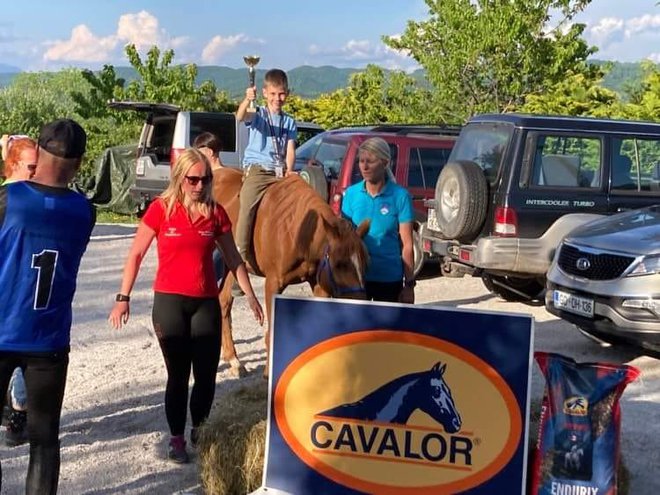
[316,244,365,297]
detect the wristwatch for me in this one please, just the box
[115,293,130,302]
[404,279,416,289]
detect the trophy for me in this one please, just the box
[243,55,260,112]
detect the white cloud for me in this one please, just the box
[648,53,660,63]
[201,34,264,64]
[625,14,660,37]
[587,17,624,47]
[307,38,418,72]
[42,11,188,64]
[43,25,117,63]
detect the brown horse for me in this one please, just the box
[212,168,369,377]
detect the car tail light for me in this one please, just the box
[170,147,185,167]
[330,193,342,216]
[494,206,517,237]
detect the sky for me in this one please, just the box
[0,0,659,73]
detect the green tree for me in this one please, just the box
[384,0,598,122]
[621,62,660,122]
[123,44,234,112]
[521,71,623,118]
[289,65,431,128]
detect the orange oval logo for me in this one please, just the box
[274,330,522,495]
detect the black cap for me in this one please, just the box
[38,119,87,159]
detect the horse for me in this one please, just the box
[564,444,584,471]
[212,168,369,377]
[319,362,462,434]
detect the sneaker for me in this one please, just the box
[5,410,28,447]
[167,435,189,464]
[190,427,199,448]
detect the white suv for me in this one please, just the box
[109,101,323,214]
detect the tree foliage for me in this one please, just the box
[287,65,432,128]
[384,0,598,122]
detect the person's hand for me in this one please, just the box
[247,295,265,325]
[245,86,257,102]
[285,168,295,177]
[108,301,130,329]
[400,286,415,304]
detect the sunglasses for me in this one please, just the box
[184,175,212,186]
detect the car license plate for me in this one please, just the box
[553,290,594,318]
[427,208,440,232]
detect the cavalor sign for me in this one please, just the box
[250,296,534,495]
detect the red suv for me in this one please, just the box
[295,125,459,275]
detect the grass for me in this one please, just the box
[96,210,139,224]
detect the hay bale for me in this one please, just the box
[197,382,268,495]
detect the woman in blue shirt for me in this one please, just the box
[341,137,416,303]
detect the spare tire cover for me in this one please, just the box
[300,165,329,202]
[434,160,488,242]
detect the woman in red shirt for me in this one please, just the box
[108,148,263,463]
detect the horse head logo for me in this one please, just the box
[319,362,462,434]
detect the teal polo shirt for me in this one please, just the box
[342,179,414,283]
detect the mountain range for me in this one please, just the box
[0,61,656,99]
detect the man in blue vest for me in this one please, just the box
[0,119,95,494]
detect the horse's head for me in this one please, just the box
[415,362,462,433]
[316,218,369,299]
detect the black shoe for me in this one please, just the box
[5,410,27,447]
[167,435,189,464]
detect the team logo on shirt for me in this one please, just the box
[165,227,181,237]
[380,204,390,215]
[198,230,215,237]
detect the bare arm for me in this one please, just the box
[108,223,156,329]
[285,138,296,176]
[399,222,415,304]
[236,86,257,122]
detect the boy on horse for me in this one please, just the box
[235,68,298,264]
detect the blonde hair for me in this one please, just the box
[160,148,215,219]
[358,137,390,164]
[358,137,396,183]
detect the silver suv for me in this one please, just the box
[109,101,323,214]
[546,204,660,352]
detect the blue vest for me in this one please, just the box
[0,182,94,352]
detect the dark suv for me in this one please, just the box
[422,113,660,300]
[296,125,460,275]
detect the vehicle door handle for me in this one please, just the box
[412,195,425,200]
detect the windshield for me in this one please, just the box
[449,123,512,183]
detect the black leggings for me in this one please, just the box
[365,281,403,302]
[0,350,68,494]
[152,292,221,437]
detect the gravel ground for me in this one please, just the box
[0,223,657,494]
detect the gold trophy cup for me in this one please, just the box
[243,55,260,112]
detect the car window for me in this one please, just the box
[449,124,511,184]
[351,142,398,184]
[612,137,660,192]
[315,139,349,179]
[146,116,176,162]
[408,147,452,188]
[190,113,236,152]
[528,135,601,189]
[296,126,323,147]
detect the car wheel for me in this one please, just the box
[300,165,328,201]
[481,273,545,302]
[434,160,488,242]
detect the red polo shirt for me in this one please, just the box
[142,198,232,297]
